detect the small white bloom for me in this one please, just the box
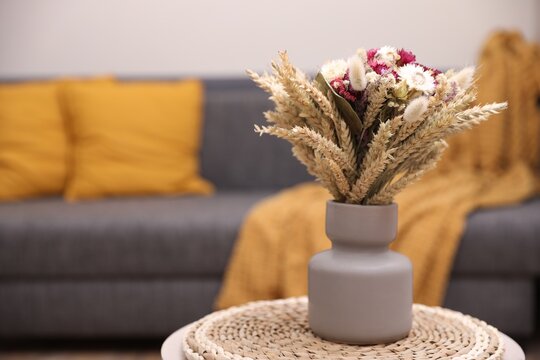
[450,66,475,90]
[365,71,380,83]
[348,55,367,91]
[375,46,399,65]
[403,96,429,122]
[320,59,348,81]
[397,64,436,93]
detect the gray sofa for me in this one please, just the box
[0,79,538,339]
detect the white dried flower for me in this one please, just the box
[451,66,475,90]
[403,96,429,122]
[375,46,399,65]
[397,64,436,94]
[320,59,348,81]
[366,71,380,83]
[348,55,367,91]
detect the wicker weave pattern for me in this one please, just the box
[183,297,504,360]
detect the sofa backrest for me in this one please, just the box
[202,79,312,191]
[0,77,313,191]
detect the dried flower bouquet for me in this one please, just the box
[250,47,507,205]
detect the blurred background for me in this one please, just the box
[0,0,539,359]
[1,0,539,77]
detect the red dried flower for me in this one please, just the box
[366,48,378,62]
[368,60,398,79]
[330,74,358,102]
[397,49,416,66]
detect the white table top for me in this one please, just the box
[162,325,525,360]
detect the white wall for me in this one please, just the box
[0,0,538,78]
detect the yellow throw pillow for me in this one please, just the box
[0,83,68,200]
[64,80,214,200]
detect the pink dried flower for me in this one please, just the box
[366,48,378,62]
[397,49,416,66]
[368,61,398,79]
[330,73,358,102]
[369,61,388,74]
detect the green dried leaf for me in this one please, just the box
[315,72,363,135]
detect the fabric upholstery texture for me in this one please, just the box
[0,194,538,278]
[64,80,213,200]
[0,192,269,278]
[0,83,67,200]
[443,277,535,336]
[0,78,114,201]
[455,197,540,275]
[0,279,222,337]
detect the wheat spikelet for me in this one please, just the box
[450,102,507,132]
[389,109,453,171]
[456,102,508,122]
[394,115,425,145]
[301,81,342,125]
[368,141,447,204]
[409,92,469,138]
[246,69,273,94]
[272,52,341,142]
[294,76,343,144]
[256,125,352,172]
[449,89,477,112]
[250,52,508,204]
[347,151,392,203]
[395,96,430,144]
[429,74,450,109]
[249,69,304,129]
[264,110,302,128]
[291,145,318,177]
[302,86,358,174]
[363,77,392,128]
[313,150,342,200]
[364,109,453,200]
[386,115,404,146]
[348,122,394,203]
[336,117,357,179]
[372,99,503,199]
[319,153,351,197]
[298,79,352,147]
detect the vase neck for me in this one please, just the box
[325,201,398,248]
[331,242,389,255]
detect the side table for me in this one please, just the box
[162,298,526,360]
[162,325,525,360]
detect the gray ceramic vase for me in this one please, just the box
[308,201,412,345]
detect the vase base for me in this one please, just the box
[312,329,411,346]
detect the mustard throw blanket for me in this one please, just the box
[217,32,540,309]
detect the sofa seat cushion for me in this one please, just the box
[0,192,270,278]
[452,197,540,275]
[0,194,538,279]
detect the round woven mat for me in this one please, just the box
[183,297,504,360]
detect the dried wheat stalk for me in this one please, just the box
[250,51,507,205]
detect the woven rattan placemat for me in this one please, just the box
[183,297,504,360]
